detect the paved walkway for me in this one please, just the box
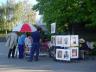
[0,42,96,72]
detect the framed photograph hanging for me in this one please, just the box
[56,49,64,60]
[70,35,79,47]
[51,36,56,46]
[56,35,63,47]
[51,23,56,33]
[62,48,71,61]
[62,35,71,47]
[70,47,79,58]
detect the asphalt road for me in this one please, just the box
[0,42,96,72]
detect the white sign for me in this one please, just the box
[51,23,56,33]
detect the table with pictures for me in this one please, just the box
[51,35,79,61]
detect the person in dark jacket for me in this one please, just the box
[79,38,90,60]
[28,28,41,61]
[79,38,90,50]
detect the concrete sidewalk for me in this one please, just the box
[0,42,96,72]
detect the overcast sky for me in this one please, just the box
[0,0,37,6]
[0,0,42,24]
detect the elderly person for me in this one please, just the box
[5,32,18,58]
[79,38,90,60]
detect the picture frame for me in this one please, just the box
[62,35,71,47]
[51,23,56,33]
[56,35,63,47]
[62,48,71,61]
[70,35,79,47]
[56,49,64,60]
[70,47,79,58]
[51,36,56,46]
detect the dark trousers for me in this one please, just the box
[18,45,24,59]
[29,43,40,61]
[8,46,16,58]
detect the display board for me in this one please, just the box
[51,35,79,61]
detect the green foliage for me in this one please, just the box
[33,0,96,33]
[0,2,25,32]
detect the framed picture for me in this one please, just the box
[63,48,71,61]
[51,36,56,46]
[51,23,56,33]
[56,35,63,47]
[70,47,79,58]
[56,49,64,60]
[62,35,70,47]
[70,35,79,46]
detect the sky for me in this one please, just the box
[0,0,7,3]
[0,0,42,24]
[0,0,37,6]
[0,0,7,5]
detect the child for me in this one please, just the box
[24,34,32,55]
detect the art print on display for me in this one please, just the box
[51,23,56,33]
[51,36,56,46]
[63,49,71,61]
[56,35,63,47]
[62,35,70,47]
[71,35,79,46]
[56,49,64,60]
[70,47,79,58]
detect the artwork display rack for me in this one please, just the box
[51,35,79,61]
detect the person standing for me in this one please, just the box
[28,28,41,61]
[79,38,90,60]
[18,33,26,59]
[5,32,18,58]
[24,33,32,55]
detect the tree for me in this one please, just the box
[0,5,9,33]
[0,1,36,33]
[33,0,96,33]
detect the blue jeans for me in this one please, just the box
[18,45,24,59]
[29,43,40,61]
